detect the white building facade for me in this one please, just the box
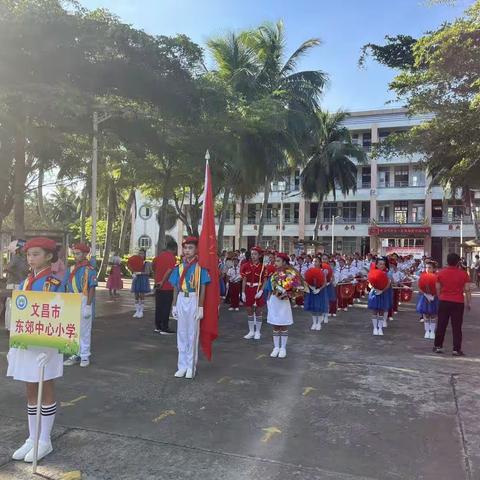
[131,108,479,264]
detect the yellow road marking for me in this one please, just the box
[59,471,82,480]
[261,427,282,443]
[256,354,267,360]
[217,376,231,384]
[153,410,176,423]
[60,395,87,408]
[138,368,154,374]
[302,387,316,396]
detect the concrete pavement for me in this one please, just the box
[1,288,480,480]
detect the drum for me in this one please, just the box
[400,288,413,303]
[339,283,354,300]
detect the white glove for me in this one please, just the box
[83,304,92,319]
[36,352,51,369]
[255,290,264,299]
[196,306,204,321]
[171,305,178,319]
[374,289,382,296]
[241,292,246,303]
[132,273,137,280]
[425,294,434,302]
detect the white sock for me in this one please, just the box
[247,318,254,333]
[323,313,328,323]
[430,322,436,335]
[424,320,430,332]
[281,332,288,348]
[40,403,57,443]
[372,318,377,329]
[256,318,263,333]
[312,316,317,327]
[27,405,37,441]
[273,333,280,348]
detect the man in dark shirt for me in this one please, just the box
[5,240,28,287]
[152,241,177,334]
[433,252,471,356]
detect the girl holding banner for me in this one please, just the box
[7,237,63,463]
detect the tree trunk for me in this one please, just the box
[217,186,231,253]
[80,192,86,243]
[13,117,26,239]
[118,188,135,255]
[313,201,323,242]
[256,177,271,245]
[156,193,169,255]
[36,166,50,226]
[465,186,480,239]
[238,194,246,249]
[98,180,116,282]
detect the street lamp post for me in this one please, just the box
[271,180,288,252]
[460,215,464,258]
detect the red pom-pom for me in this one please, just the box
[368,269,389,290]
[419,272,437,294]
[127,255,144,273]
[304,268,325,287]
[321,262,333,282]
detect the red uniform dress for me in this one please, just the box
[241,261,267,307]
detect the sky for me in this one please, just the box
[81,0,471,112]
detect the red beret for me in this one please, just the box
[250,246,263,254]
[24,237,57,252]
[276,252,290,263]
[72,243,90,254]
[182,236,198,246]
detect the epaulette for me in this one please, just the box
[48,276,61,286]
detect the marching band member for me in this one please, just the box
[304,257,327,331]
[336,258,354,311]
[388,260,405,322]
[264,253,301,358]
[367,257,392,336]
[169,237,210,379]
[240,246,267,340]
[416,261,439,339]
[328,258,338,317]
[227,257,242,311]
[7,238,63,462]
[63,243,97,368]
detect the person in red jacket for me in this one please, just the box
[240,246,267,340]
[433,253,471,356]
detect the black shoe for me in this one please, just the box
[160,329,176,335]
[452,350,465,357]
[432,347,443,354]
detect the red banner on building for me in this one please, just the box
[369,226,431,236]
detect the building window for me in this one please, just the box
[342,202,357,222]
[394,201,408,224]
[361,166,371,188]
[323,202,337,221]
[310,203,318,223]
[139,205,152,220]
[411,203,425,223]
[294,169,301,190]
[138,235,152,249]
[394,167,409,187]
[247,204,257,224]
[225,205,235,224]
[362,132,372,149]
[351,133,360,146]
[378,167,390,188]
[361,202,370,221]
[379,204,391,223]
[343,237,357,254]
[379,130,390,142]
[447,204,463,221]
[411,169,425,187]
[447,238,461,255]
[293,203,299,223]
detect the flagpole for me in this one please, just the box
[191,150,210,378]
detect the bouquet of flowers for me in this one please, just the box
[271,267,304,299]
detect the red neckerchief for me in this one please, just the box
[179,256,198,289]
[69,260,90,284]
[24,267,52,291]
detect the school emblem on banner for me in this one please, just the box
[9,291,82,355]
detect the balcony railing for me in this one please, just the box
[431,216,475,224]
[377,218,425,225]
[378,182,426,188]
[308,216,370,225]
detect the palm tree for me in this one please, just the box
[301,110,367,241]
[240,21,327,244]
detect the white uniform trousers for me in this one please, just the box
[80,296,93,360]
[176,292,199,371]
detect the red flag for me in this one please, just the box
[198,159,220,360]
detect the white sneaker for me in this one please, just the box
[315,323,322,331]
[254,331,261,340]
[429,331,436,339]
[244,332,255,339]
[333,313,337,317]
[133,310,139,318]
[12,439,34,461]
[343,308,348,311]
[174,369,187,378]
[270,347,280,358]
[64,355,80,366]
[228,307,234,311]
[424,331,430,339]
[234,308,239,311]
[310,324,316,330]
[24,440,52,463]
[388,317,393,321]
[278,348,287,358]
[137,310,144,319]
[378,328,384,336]
[373,328,378,336]
[80,359,90,367]
[328,313,332,317]
[185,368,194,379]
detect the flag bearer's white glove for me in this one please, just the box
[241,292,246,303]
[255,290,264,299]
[172,306,178,319]
[83,304,92,319]
[196,307,204,321]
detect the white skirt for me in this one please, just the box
[7,347,63,382]
[267,295,294,326]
